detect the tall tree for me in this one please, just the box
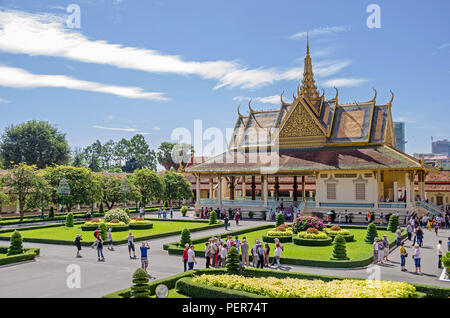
[161,170,193,204]
[157,142,177,170]
[1,163,45,221]
[83,140,102,172]
[100,174,124,210]
[101,140,116,170]
[0,120,70,169]
[132,168,163,207]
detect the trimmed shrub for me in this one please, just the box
[180,228,191,246]
[99,223,108,241]
[275,224,289,231]
[292,216,325,233]
[330,225,341,231]
[331,235,348,260]
[276,213,285,227]
[7,231,23,256]
[306,227,319,234]
[297,231,328,239]
[262,235,293,243]
[104,208,130,224]
[365,223,378,243]
[226,246,240,275]
[248,211,254,219]
[181,206,188,217]
[387,214,399,232]
[49,206,55,218]
[131,268,151,298]
[293,236,332,246]
[65,212,74,227]
[99,202,104,214]
[209,210,217,224]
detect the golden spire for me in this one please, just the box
[300,33,319,100]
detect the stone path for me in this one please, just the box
[0,213,448,298]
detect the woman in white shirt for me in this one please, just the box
[274,244,282,269]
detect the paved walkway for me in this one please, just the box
[0,214,448,297]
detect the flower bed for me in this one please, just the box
[324,228,354,242]
[262,235,292,243]
[293,231,332,246]
[129,219,153,230]
[81,220,129,232]
[190,274,421,298]
[292,216,325,233]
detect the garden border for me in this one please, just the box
[0,246,40,266]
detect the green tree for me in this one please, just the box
[100,174,124,210]
[1,163,44,221]
[276,213,285,227]
[7,230,23,256]
[83,140,102,172]
[0,120,70,169]
[226,246,240,274]
[387,214,399,232]
[100,140,116,170]
[70,147,85,167]
[131,268,151,298]
[331,235,348,260]
[66,212,74,227]
[114,138,131,168]
[132,169,163,208]
[99,222,108,241]
[49,206,54,218]
[127,135,157,172]
[180,228,191,246]
[365,222,379,243]
[180,206,188,217]
[43,166,102,212]
[157,142,177,170]
[160,170,192,205]
[209,210,217,224]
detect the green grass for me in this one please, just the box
[151,289,189,298]
[195,227,397,261]
[0,253,7,259]
[0,220,208,243]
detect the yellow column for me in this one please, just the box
[241,176,246,200]
[209,177,213,199]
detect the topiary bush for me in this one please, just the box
[49,206,54,218]
[104,208,130,224]
[276,213,285,227]
[181,206,188,217]
[248,211,254,219]
[99,222,108,241]
[292,216,325,233]
[131,268,151,298]
[209,210,217,224]
[226,246,240,274]
[330,225,341,231]
[99,202,104,214]
[180,228,191,246]
[306,227,319,234]
[387,214,399,232]
[7,230,23,256]
[331,235,348,260]
[65,212,74,227]
[365,222,378,243]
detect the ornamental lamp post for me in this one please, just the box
[120,178,130,209]
[57,175,71,224]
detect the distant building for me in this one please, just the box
[394,122,406,152]
[413,153,450,169]
[432,138,450,156]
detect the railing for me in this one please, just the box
[416,201,442,216]
[297,201,306,214]
[199,199,218,205]
[319,202,375,208]
[378,203,407,209]
[222,200,264,206]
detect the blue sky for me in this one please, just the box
[0,0,448,156]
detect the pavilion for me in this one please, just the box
[183,40,437,221]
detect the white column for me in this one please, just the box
[196,174,200,205]
[263,175,268,207]
[241,176,246,200]
[393,181,398,201]
[209,178,213,199]
[218,175,223,206]
[405,173,411,207]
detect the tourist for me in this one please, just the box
[91,228,100,249]
[366,211,371,224]
[256,242,264,268]
[447,237,450,252]
[395,226,402,247]
[270,238,283,266]
[205,242,211,268]
[163,209,167,218]
[220,242,227,267]
[377,239,385,264]
[187,245,197,270]
[96,236,105,262]
[240,237,249,267]
[140,206,145,218]
[251,240,258,267]
[434,218,440,236]
[127,232,136,259]
[158,208,161,218]
[399,242,407,271]
[382,235,390,262]
[412,244,422,275]
[224,215,230,231]
[416,226,424,247]
[273,243,282,270]
[406,223,413,241]
[380,211,384,225]
[140,242,150,273]
[170,208,173,219]
[234,236,241,254]
[373,238,379,264]
[74,234,82,258]
[345,210,349,223]
[264,243,270,267]
[182,243,189,272]
[437,240,443,269]
[107,228,114,250]
[235,210,240,226]
[338,212,342,224]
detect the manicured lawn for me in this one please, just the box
[0,220,209,243]
[195,227,398,261]
[151,289,189,298]
[0,253,7,259]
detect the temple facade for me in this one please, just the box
[184,40,438,220]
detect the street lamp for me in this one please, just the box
[120,178,130,209]
[57,175,71,224]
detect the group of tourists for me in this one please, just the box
[182,235,284,272]
[157,208,173,219]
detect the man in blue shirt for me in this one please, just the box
[140,242,151,273]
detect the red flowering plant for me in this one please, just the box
[292,216,325,233]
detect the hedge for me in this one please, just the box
[326,233,354,242]
[261,235,292,243]
[176,277,267,298]
[0,247,40,266]
[129,223,154,230]
[293,236,333,246]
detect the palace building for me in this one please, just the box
[184,40,440,221]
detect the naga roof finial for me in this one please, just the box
[388,90,394,106]
[280,91,286,105]
[237,104,242,117]
[371,87,377,103]
[333,86,338,101]
[248,99,254,113]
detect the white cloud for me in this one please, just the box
[0,98,10,103]
[437,43,450,50]
[93,125,152,135]
[0,10,357,90]
[290,26,350,40]
[153,126,161,131]
[0,65,169,101]
[321,78,370,88]
[233,94,281,105]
